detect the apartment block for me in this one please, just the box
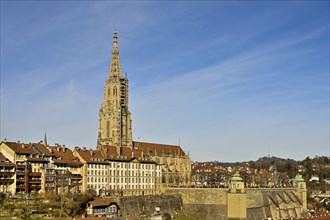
[0,140,83,194]
[73,146,162,196]
[0,152,15,193]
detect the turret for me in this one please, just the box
[227,172,247,219]
[229,172,245,193]
[293,173,307,212]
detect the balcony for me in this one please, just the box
[29,185,41,190]
[29,172,41,176]
[0,171,15,176]
[16,164,25,168]
[0,179,14,184]
[70,175,82,180]
[17,172,25,176]
[16,178,25,182]
[29,179,41,184]
[70,182,81,186]
[16,185,25,189]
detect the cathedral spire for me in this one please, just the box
[98,31,133,149]
[44,131,48,146]
[109,31,123,78]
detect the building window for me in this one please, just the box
[113,86,117,97]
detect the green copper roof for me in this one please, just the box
[231,172,243,182]
[294,174,304,182]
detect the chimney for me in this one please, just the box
[47,147,52,153]
[62,146,65,153]
[17,140,20,144]
[89,149,93,156]
[83,147,86,151]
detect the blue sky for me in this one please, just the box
[1,1,329,162]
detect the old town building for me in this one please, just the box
[73,146,162,196]
[0,152,15,193]
[0,141,83,194]
[133,141,191,187]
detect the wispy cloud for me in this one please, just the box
[131,25,329,161]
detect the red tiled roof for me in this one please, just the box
[192,162,227,173]
[133,141,185,157]
[90,198,118,208]
[101,145,118,158]
[121,147,142,159]
[76,145,145,163]
[1,141,37,154]
[75,148,109,164]
[32,143,53,156]
[49,146,83,166]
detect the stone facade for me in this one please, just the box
[134,142,191,187]
[97,32,133,149]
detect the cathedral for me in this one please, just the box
[97,32,133,150]
[97,32,191,186]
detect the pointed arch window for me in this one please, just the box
[108,88,110,97]
[107,121,110,138]
[113,86,117,97]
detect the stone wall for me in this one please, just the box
[119,194,182,218]
[165,188,306,220]
[166,188,228,220]
[118,188,306,219]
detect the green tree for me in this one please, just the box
[15,202,32,220]
[162,213,172,220]
[0,193,5,206]
[3,201,15,216]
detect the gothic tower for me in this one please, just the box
[97,32,133,150]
